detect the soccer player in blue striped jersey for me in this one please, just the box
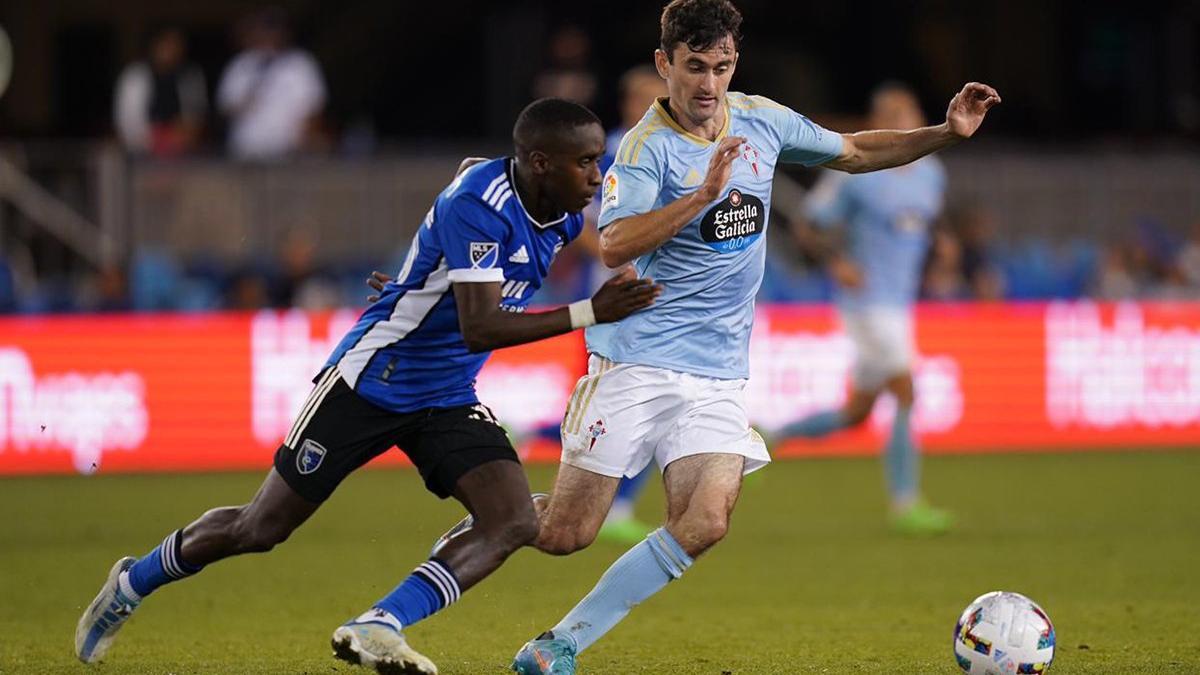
[775,83,954,535]
[74,99,661,674]
[506,2,999,672]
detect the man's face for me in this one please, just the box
[656,35,737,125]
[870,90,925,131]
[540,123,606,213]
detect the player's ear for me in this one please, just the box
[654,49,670,79]
[528,149,550,175]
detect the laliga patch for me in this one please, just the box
[601,171,619,209]
[469,241,499,269]
[296,438,327,475]
[699,188,765,253]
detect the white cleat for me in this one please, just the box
[332,609,438,675]
[74,556,140,664]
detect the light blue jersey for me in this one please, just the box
[806,158,945,308]
[588,93,843,379]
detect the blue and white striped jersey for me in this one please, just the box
[325,157,584,413]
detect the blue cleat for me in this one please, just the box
[74,556,140,663]
[511,631,577,675]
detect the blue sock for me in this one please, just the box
[777,410,846,440]
[552,528,692,653]
[123,529,204,599]
[373,558,461,629]
[885,406,918,504]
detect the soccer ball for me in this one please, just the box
[953,591,1055,674]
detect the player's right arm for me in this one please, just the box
[453,268,659,353]
[597,135,745,268]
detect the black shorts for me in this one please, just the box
[273,369,518,503]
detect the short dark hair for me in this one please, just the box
[512,98,602,155]
[660,0,743,60]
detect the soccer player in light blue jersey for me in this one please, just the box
[775,82,953,535]
[504,1,999,671]
[73,99,661,674]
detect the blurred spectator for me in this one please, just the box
[922,228,970,300]
[1175,223,1200,288]
[532,25,597,106]
[217,8,327,160]
[951,204,1007,300]
[225,268,271,310]
[113,26,207,156]
[270,229,340,310]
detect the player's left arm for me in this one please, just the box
[824,82,1001,174]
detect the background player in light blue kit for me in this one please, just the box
[507,1,1000,672]
[774,82,953,535]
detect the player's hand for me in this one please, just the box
[590,265,663,323]
[945,82,1001,139]
[698,136,747,202]
[365,270,393,303]
[830,257,864,289]
[455,157,488,177]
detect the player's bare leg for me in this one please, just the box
[535,463,622,555]
[75,468,319,663]
[513,453,746,674]
[334,459,539,674]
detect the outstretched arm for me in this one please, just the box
[824,82,1001,174]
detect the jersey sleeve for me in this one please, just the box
[597,133,663,229]
[437,195,509,283]
[775,105,844,167]
[804,170,853,228]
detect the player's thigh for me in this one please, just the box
[661,452,745,556]
[403,402,520,501]
[273,368,409,504]
[560,356,683,479]
[540,462,622,544]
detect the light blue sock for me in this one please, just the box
[552,528,692,653]
[884,406,918,504]
[776,410,846,440]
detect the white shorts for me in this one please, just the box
[559,355,770,479]
[840,306,915,391]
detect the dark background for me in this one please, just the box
[2,0,1198,143]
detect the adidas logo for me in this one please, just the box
[509,245,530,264]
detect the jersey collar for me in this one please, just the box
[652,96,731,146]
[507,158,568,229]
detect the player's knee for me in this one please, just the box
[535,523,593,556]
[500,511,540,551]
[673,509,730,554]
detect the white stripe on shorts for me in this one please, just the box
[284,369,339,449]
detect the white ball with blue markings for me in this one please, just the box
[953,591,1055,674]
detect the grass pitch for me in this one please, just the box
[2,450,1198,674]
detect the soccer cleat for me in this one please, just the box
[74,556,140,664]
[332,609,438,675]
[511,631,577,675]
[431,493,547,557]
[890,501,954,536]
[596,517,653,545]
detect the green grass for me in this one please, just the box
[2,451,1199,674]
